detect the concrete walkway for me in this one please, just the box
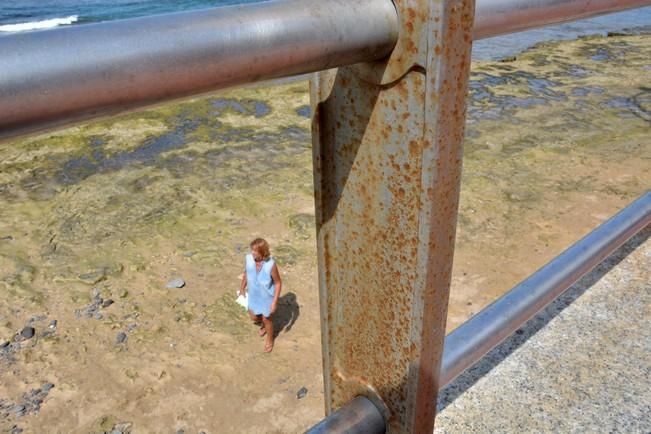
[435,228,650,433]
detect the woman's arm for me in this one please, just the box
[239,267,247,296]
[270,263,282,314]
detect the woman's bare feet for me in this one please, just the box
[261,315,273,350]
[258,326,267,337]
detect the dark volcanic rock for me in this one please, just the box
[75,289,106,319]
[19,327,35,340]
[116,332,127,344]
[0,384,54,420]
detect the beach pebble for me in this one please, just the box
[78,269,107,285]
[20,327,35,340]
[112,421,133,433]
[296,387,308,399]
[29,314,47,323]
[41,383,54,392]
[49,320,57,329]
[13,404,26,415]
[116,332,127,344]
[102,299,115,308]
[166,278,185,289]
[1,340,9,349]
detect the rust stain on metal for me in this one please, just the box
[311,0,474,429]
[351,0,429,85]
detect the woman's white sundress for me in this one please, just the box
[245,253,276,317]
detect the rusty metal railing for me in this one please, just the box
[1,0,650,433]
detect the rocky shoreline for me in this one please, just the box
[0,32,649,433]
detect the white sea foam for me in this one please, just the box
[0,15,78,33]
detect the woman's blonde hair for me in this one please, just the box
[250,238,271,260]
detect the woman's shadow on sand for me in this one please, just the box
[272,292,300,338]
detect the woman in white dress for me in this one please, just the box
[239,238,282,353]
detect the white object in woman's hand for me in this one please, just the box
[235,291,248,309]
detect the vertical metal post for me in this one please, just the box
[310,0,475,432]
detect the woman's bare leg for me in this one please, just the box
[248,310,265,335]
[262,315,273,352]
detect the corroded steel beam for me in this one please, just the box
[310,0,475,432]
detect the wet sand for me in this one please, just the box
[0,32,649,433]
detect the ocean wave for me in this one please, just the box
[0,15,78,33]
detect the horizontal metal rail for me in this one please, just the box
[305,396,385,434]
[439,190,651,387]
[474,0,651,39]
[0,0,399,141]
[308,191,651,433]
[2,0,651,141]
